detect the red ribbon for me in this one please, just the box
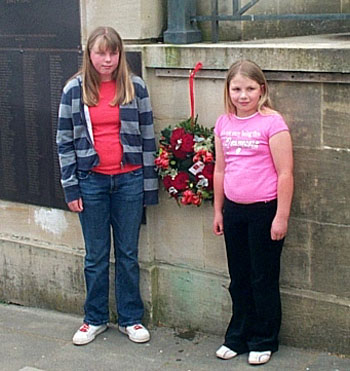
[189,62,203,125]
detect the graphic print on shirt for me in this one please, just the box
[222,129,262,155]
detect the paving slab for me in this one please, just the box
[0,304,349,371]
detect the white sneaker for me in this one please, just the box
[248,350,272,365]
[118,324,150,343]
[72,323,108,345]
[216,345,238,360]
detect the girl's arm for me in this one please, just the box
[213,135,226,235]
[269,131,294,240]
[134,76,159,206]
[56,79,82,206]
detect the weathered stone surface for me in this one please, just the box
[144,42,350,73]
[280,218,311,289]
[81,0,165,42]
[0,200,84,251]
[202,205,229,275]
[1,37,350,355]
[0,238,155,324]
[281,0,340,13]
[292,148,350,224]
[280,288,350,355]
[147,70,224,130]
[155,264,230,335]
[197,0,241,42]
[310,223,350,298]
[323,83,350,149]
[232,0,348,41]
[270,81,322,147]
[343,0,350,12]
[152,193,205,270]
[0,239,85,314]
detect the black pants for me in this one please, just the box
[223,198,284,354]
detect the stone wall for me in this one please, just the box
[80,0,166,42]
[197,0,350,41]
[135,36,350,355]
[0,0,349,357]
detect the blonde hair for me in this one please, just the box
[81,26,134,106]
[224,60,275,115]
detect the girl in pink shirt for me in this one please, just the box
[213,60,294,365]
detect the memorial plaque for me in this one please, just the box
[127,51,142,78]
[0,49,80,209]
[0,1,142,210]
[0,0,81,209]
[0,0,80,49]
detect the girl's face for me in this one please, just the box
[90,41,120,81]
[229,73,263,117]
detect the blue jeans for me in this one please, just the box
[77,169,144,326]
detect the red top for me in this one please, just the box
[89,80,141,174]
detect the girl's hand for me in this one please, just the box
[67,198,84,213]
[271,215,288,240]
[213,212,224,235]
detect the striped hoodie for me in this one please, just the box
[56,74,158,205]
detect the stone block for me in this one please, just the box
[144,43,350,74]
[242,0,348,40]
[82,0,165,42]
[197,0,241,42]
[0,239,85,314]
[280,288,350,355]
[138,223,154,264]
[292,148,350,225]
[202,204,229,275]
[242,0,280,41]
[280,0,340,13]
[152,192,205,270]
[280,218,311,289]
[155,264,230,334]
[343,0,350,12]
[0,238,155,325]
[0,200,84,251]
[147,69,224,128]
[147,70,191,122]
[323,83,350,149]
[269,81,322,148]
[310,223,350,298]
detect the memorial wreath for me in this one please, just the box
[155,63,215,206]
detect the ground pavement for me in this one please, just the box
[0,303,349,371]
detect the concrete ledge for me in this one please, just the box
[0,237,156,324]
[1,235,349,355]
[280,287,350,355]
[154,264,350,355]
[127,34,350,73]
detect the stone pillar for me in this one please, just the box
[163,0,202,44]
[81,0,165,43]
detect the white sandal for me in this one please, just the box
[248,350,272,365]
[216,345,238,360]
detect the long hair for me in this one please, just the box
[224,60,274,115]
[81,26,134,106]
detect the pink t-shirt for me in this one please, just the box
[214,112,289,203]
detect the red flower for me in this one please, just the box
[196,163,214,190]
[193,149,214,164]
[172,172,189,191]
[181,190,202,206]
[155,156,169,169]
[170,128,194,159]
[181,133,194,152]
[163,175,173,189]
[155,148,170,169]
